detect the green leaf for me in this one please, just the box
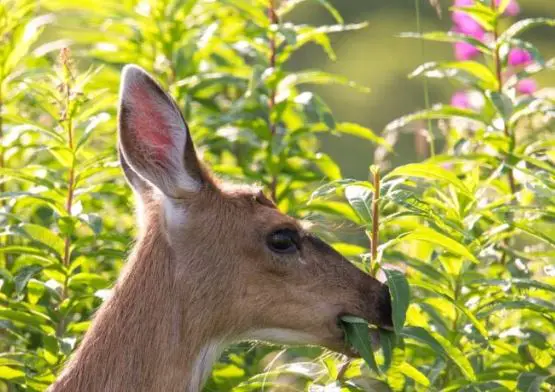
[335,122,391,150]
[510,221,555,247]
[393,228,478,263]
[0,245,57,263]
[0,309,51,327]
[398,31,490,54]
[423,290,488,339]
[499,18,555,43]
[385,105,487,135]
[409,61,498,90]
[382,269,410,335]
[277,71,369,97]
[277,0,343,23]
[402,326,476,381]
[523,345,553,369]
[5,122,65,144]
[486,90,513,121]
[388,251,451,287]
[69,273,110,289]
[331,242,367,257]
[0,191,65,214]
[15,223,65,259]
[0,167,58,189]
[383,163,472,197]
[14,265,43,294]
[0,366,25,381]
[477,298,555,318]
[517,372,549,392]
[379,329,396,372]
[314,0,343,24]
[398,363,430,387]
[4,14,53,74]
[296,92,335,129]
[340,317,381,375]
[313,153,341,180]
[311,179,373,200]
[305,201,362,224]
[344,185,373,224]
[467,279,555,294]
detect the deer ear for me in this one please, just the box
[118,65,203,197]
[119,146,153,198]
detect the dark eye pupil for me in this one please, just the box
[267,229,299,254]
[272,235,292,249]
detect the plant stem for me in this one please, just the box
[0,79,11,268]
[57,48,76,338]
[491,4,516,267]
[268,0,278,202]
[0,82,4,196]
[491,4,516,196]
[336,360,350,382]
[415,0,435,157]
[370,167,381,276]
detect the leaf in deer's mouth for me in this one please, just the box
[339,315,381,375]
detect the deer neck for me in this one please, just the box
[51,214,224,392]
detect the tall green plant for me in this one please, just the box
[310,1,555,390]
[1,0,389,390]
[0,46,132,389]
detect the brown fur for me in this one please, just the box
[49,65,392,392]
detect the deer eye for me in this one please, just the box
[267,229,299,254]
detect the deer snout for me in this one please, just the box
[356,280,393,329]
[376,284,393,329]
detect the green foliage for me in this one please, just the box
[0,0,554,391]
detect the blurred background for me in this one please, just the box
[288,0,555,178]
[35,0,555,179]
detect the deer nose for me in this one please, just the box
[378,284,393,330]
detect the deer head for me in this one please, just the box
[51,65,392,392]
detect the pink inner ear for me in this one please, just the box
[128,83,174,160]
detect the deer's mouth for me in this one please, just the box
[334,315,382,357]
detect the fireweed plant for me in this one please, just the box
[0,0,553,391]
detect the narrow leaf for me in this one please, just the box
[384,163,471,196]
[382,268,410,335]
[341,318,381,375]
[402,326,476,381]
[399,228,478,263]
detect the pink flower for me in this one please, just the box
[494,0,520,16]
[508,48,533,66]
[451,91,470,108]
[454,41,480,60]
[452,0,484,38]
[452,12,484,37]
[454,0,473,6]
[516,79,537,95]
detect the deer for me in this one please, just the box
[49,65,392,392]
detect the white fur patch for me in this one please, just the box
[247,329,319,346]
[188,340,224,392]
[163,197,188,229]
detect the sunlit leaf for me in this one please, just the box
[14,265,43,294]
[499,18,555,43]
[384,163,471,196]
[399,362,430,387]
[382,268,410,335]
[402,327,476,381]
[335,122,391,150]
[340,316,381,375]
[344,185,373,224]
